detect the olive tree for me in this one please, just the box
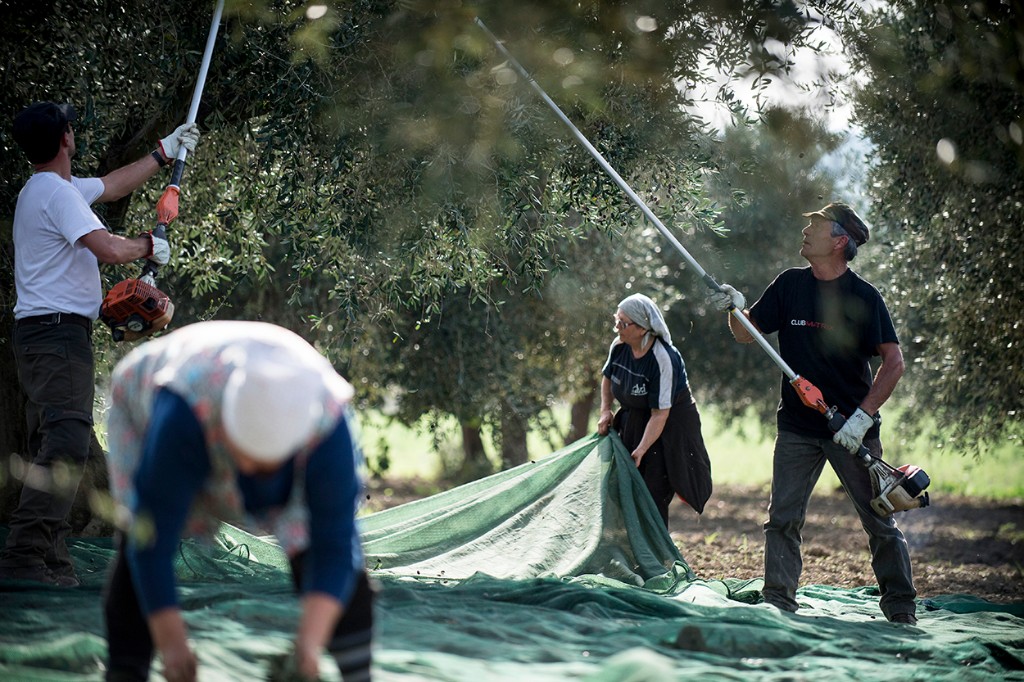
[845,0,1023,448]
[1,0,865,521]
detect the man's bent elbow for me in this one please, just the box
[727,311,758,344]
[85,240,123,264]
[730,326,755,344]
[889,355,906,380]
[80,238,117,264]
[883,344,906,379]
[80,231,147,265]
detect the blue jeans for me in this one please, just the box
[762,430,917,620]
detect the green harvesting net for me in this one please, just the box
[362,432,689,585]
[1,433,1022,681]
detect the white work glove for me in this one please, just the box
[158,122,200,160]
[833,408,875,453]
[708,283,745,311]
[146,230,171,266]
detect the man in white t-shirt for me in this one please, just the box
[0,101,200,586]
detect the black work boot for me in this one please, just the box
[890,612,918,625]
[0,469,82,587]
[45,521,81,586]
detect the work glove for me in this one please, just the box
[832,408,876,453]
[158,122,201,160]
[146,230,171,266]
[708,283,745,311]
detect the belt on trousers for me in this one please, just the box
[16,312,93,332]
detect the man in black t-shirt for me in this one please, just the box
[709,202,918,626]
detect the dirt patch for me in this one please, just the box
[669,484,1024,603]
[366,478,1024,604]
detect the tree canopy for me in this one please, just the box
[2,0,863,475]
[845,0,1023,448]
[17,0,1019,479]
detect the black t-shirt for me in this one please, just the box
[749,267,899,439]
[602,336,692,411]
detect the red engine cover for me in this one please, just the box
[99,278,174,342]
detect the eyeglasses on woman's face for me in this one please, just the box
[613,317,636,331]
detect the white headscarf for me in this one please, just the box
[617,293,672,350]
[221,347,327,463]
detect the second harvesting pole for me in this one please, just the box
[473,17,799,383]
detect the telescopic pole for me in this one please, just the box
[144,0,225,283]
[174,0,224,172]
[473,17,800,384]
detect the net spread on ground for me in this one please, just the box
[2,433,1021,680]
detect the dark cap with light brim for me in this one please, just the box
[803,202,870,246]
[12,102,77,164]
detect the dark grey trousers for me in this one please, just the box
[1,321,93,574]
[762,430,917,620]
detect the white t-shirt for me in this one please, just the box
[13,172,107,320]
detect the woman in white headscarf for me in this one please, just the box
[597,293,713,525]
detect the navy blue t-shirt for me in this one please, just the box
[749,267,899,439]
[602,336,691,411]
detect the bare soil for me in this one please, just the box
[366,479,1024,604]
[669,484,1024,604]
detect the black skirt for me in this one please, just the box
[613,396,713,514]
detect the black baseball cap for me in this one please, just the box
[12,102,77,164]
[803,202,870,246]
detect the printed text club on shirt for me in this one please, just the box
[790,319,830,329]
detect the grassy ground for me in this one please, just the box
[352,405,1024,500]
